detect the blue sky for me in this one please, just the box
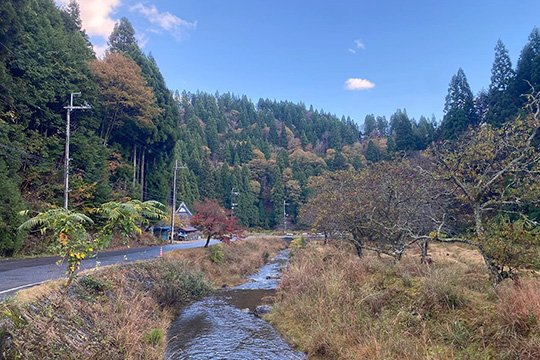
[58,0,540,127]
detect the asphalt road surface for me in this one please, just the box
[0,239,223,300]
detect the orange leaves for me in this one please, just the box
[89,53,161,144]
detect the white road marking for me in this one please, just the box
[0,280,48,295]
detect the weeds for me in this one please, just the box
[268,241,540,360]
[0,235,284,359]
[165,236,286,287]
[143,329,164,346]
[209,243,225,263]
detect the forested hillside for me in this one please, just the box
[1,0,540,258]
[0,0,365,255]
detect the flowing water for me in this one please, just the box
[165,250,306,360]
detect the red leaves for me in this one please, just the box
[191,200,243,243]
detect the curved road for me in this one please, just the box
[0,239,224,300]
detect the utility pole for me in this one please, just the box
[230,187,239,215]
[170,160,187,243]
[283,199,289,235]
[64,92,91,210]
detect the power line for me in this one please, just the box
[0,19,181,206]
[0,145,171,202]
[0,38,71,94]
[0,143,52,162]
[0,144,58,168]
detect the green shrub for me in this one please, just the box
[143,259,212,307]
[79,275,110,293]
[209,243,225,263]
[143,329,163,346]
[290,236,306,250]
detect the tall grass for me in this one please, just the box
[0,236,284,359]
[267,242,540,360]
[164,236,286,287]
[0,258,212,359]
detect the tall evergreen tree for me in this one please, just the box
[363,114,377,137]
[108,17,138,55]
[439,68,479,140]
[512,28,540,111]
[415,115,435,149]
[486,39,516,127]
[0,158,27,256]
[376,116,389,136]
[198,155,216,199]
[391,109,417,151]
[365,140,381,163]
[271,166,285,227]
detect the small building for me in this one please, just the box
[179,226,200,241]
[151,226,171,240]
[176,202,193,225]
[148,203,197,241]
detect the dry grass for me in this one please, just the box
[267,241,540,360]
[0,237,283,359]
[164,236,286,287]
[1,259,212,359]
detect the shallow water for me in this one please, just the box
[165,250,306,360]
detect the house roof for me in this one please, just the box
[180,226,198,232]
[175,202,193,216]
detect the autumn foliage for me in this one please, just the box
[89,53,161,145]
[301,90,540,285]
[191,199,244,247]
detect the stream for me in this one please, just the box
[165,250,306,360]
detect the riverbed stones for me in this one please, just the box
[254,305,272,317]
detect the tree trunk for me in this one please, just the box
[419,239,429,263]
[140,149,145,200]
[395,248,403,262]
[351,231,363,258]
[204,235,211,248]
[132,145,137,188]
[474,206,502,285]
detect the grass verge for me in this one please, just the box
[164,236,287,288]
[266,241,540,360]
[0,236,284,359]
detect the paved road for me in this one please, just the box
[0,239,224,300]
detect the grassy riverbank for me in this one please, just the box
[0,236,285,359]
[165,235,287,287]
[267,241,540,360]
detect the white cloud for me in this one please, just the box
[344,78,375,91]
[354,39,365,49]
[56,0,121,39]
[93,43,108,58]
[130,3,197,39]
[136,33,149,49]
[348,48,356,54]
